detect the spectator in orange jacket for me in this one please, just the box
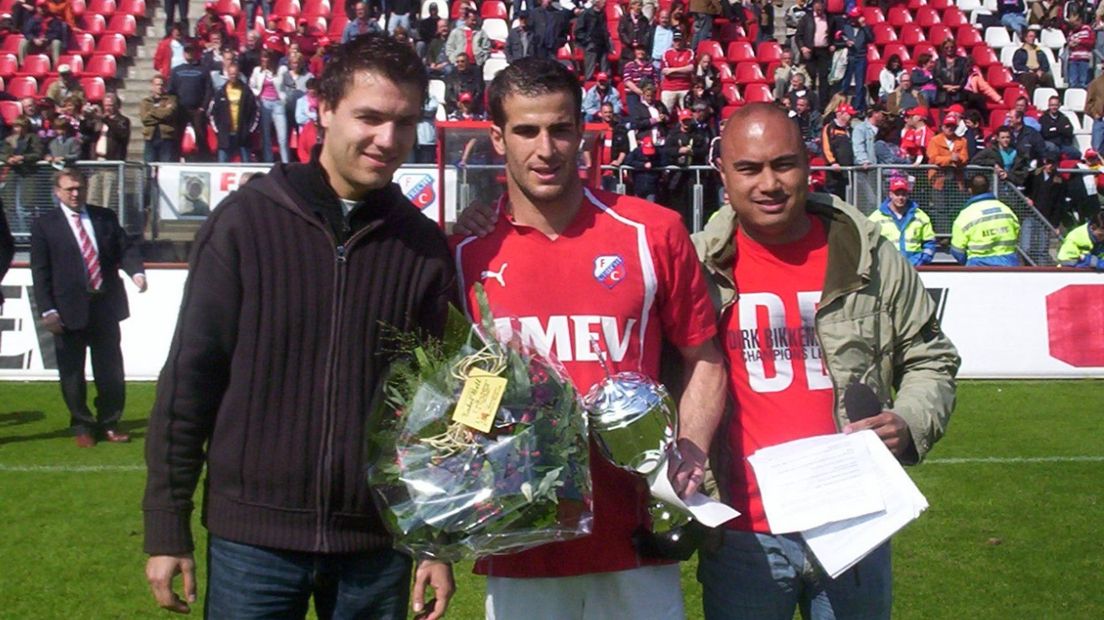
[927,113,969,211]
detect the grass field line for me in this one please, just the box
[1,456,1104,473]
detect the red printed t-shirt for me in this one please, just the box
[453,188,717,578]
[721,216,837,533]
[661,48,695,92]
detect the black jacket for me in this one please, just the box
[29,205,144,331]
[970,144,1031,186]
[80,112,131,160]
[529,5,573,59]
[574,7,611,53]
[0,202,11,306]
[445,66,485,114]
[1025,169,1067,226]
[169,61,213,110]
[142,160,455,556]
[617,12,653,59]
[797,12,836,51]
[505,27,535,63]
[208,80,259,149]
[1039,111,1075,148]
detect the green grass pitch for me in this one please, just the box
[1,380,1102,619]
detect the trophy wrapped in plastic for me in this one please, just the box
[582,352,691,534]
[366,295,593,562]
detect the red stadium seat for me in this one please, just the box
[931,0,952,10]
[1002,86,1028,109]
[216,0,242,17]
[722,82,742,105]
[743,83,773,103]
[304,15,326,35]
[6,76,37,99]
[883,43,911,63]
[715,62,735,83]
[67,32,96,56]
[867,46,881,61]
[928,25,954,46]
[449,0,465,20]
[913,43,937,60]
[721,104,742,119]
[38,75,56,97]
[863,7,885,25]
[0,100,22,125]
[0,53,16,79]
[0,0,16,11]
[942,7,967,28]
[87,0,117,18]
[696,40,724,61]
[86,54,118,79]
[96,34,128,56]
[866,61,885,84]
[328,14,348,37]
[78,13,106,35]
[986,65,1014,89]
[118,0,146,16]
[956,26,983,48]
[80,76,105,102]
[971,45,998,68]
[56,54,84,75]
[272,0,300,16]
[873,24,897,45]
[899,24,926,47]
[907,0,928,8]
[17,54,50,79]
[715,22,747,44]
[915,6,940,27]
[989,108,1010,129]
[734,62,768,84]
[756,40,782,63]
[887,6,912,26]
[726,41,755,63]
[480,1,506,19]
[301,0,330,16]
[106,14,137,36]
[826,0,844,14]
[275,15,297,32]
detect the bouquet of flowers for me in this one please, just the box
[366,289,592,561]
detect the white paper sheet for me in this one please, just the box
[747,433,886,533]
[647,454,741,528]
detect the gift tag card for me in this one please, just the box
[453,369,507,433]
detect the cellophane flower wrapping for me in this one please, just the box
[366,302,593,562]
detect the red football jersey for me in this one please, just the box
[721,217,837,533]
[454,188,717,578]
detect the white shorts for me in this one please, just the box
[485,564,684,620]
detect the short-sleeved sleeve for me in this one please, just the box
[651,214,718,348]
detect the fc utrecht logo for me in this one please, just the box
[398,174,436,210]
[593,255,627,289]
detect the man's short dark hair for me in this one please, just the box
[53,167,84,188]
[487,57,582,128]
[996,125,1012,136]
[319,33,428,110]
[969,174,991,196]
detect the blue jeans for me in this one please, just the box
[260,98,290,163]
[1093,117,1104,153]
[841,56,868,111]
[697,531,892,620]
[691,13,714,52]
[1068,60,1090,88]
[1000,13,1027,36]
[144,138,178,163]
[206,535,413,619]
[217,146,252,162]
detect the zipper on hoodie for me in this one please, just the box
[315,222,380,552]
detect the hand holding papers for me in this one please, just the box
[648,453,741,529]
[748,430,929,579]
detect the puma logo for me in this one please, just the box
[481,263,508,287]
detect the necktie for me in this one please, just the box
[73,212,103,291]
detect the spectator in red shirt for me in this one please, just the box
[1067,13,1094,88]
[153,23,186,79]
[290,19,318,56]
[660,29,695,112]
[196,2,222,42]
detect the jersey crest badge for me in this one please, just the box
[593,255,626,289]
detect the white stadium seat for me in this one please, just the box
[984,26,1012,49]
[1033,87,1059,110]
[482,18,508,43]
[1064,88,1087,112]
[1040,28,1067,50]
[483,56,508,82]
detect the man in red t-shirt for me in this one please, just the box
[453,58,727,620]
[691,103,959,619]
[660,29,695,113]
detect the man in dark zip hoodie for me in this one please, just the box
[143,34,456,619]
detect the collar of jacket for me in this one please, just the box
[695,192,873,313]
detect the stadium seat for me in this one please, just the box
[1033,87,1059,110]
[756,40,782,63]
[480,0,506,19]
[863,7,885,25]
[96,34,128,56]
[988,108,1010,129]
[420,0,447,18]
[743,83,772,103]
[0,100,21,125]
[714,22,747,44]
[79,77,105,102]
[6,76,37,99]
[826,0,844,14]
[106,13,137,36]
[87,0,116,17]
[17,54,50,80]
[118,0,146,16]
[915,6,940,27]
[78,13,106,35]
[986,65,1014,89]
[913,43,937,60]
[70,0,87,12]
[887,6,912,26]
[930,0,951,9]
[955,25,983,49]
[928,25,953,46]
[1039,47,1065,87]
[696,40,724,62]
[942,7,967,28]
[883,43,911,63]
[865,61,885,85]
[274,15,297,32]
[483,56,508,81]
[56,54,84,75]
[899,24,926,46]
[301,0,330,16]
[721,82,741,105]
[1002,86,1028,109]
[449,0,465,20]
[1062,110,1083,133]
[1064,88,1087,112]
[38,75,56,97]
[86,54,118,79]
[328,15,348,37]
[733,62,767,85]
[971,45,998,68]
[272,0,300,17]
[873,24,897,45]
[0,0,15,10]
[1,35,23,55]
[67,32,96,56]
[1076,133,1092,153]
[482,18,508,43]
[221,14,237,33]
[216,0,242,16]
[1040,28,1066,50]
[998,45,1016,67]
[715,62,735,83]
[726,41,755,64]
[907,0,928,8]
[721,104,742,119]
[867,46,881,61]
[0,53,16,79]
[958,0,984,12]
[428,79,445,105]
[984,26,1013,49]
[303,15,326,35]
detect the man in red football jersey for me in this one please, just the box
[453,57,727,619]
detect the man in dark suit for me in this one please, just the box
[30,168,147,448]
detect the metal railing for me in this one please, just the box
[2,160,147,242]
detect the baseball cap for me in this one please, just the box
[57,64,71,73]
[678,108,693,121]
[458,92,473,103]
[205,1,216,10]
[641,135,656,155]
[942,114,959,126]
[596,72,609,81]
[672,30,684,40]
[947,103,965,115]
[889,178,910,193]
[906,106,926,118]
[847,6,862,18]
[1086,148,1099,159]
[836,103,856,116]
